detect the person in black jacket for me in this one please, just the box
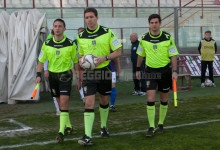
[198,30,217,87]
[130,33,146,96]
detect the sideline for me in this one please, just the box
[0,119,219,149]
[0,119,32,134]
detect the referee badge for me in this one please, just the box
[153,45,157,50]
[92,40,96,45]
[56,50,60,59]
[56,50,60,55]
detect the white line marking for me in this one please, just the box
[0,119,219,149]
[0,119,32,134]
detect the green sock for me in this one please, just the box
[84,112,95,138]
[99,106,109,128]
[59,112,68,134]
[65,112,72,128]
[146,105,155,128]
[158,104,168,125]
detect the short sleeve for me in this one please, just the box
[136,40,146,57]
[109,29,122,51]
[38,43,47,63]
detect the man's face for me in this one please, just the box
[84,12,98,29]
[149,18,161,33]
[205,33,211,40]
[53,21,65,36]
[130,34,136,43]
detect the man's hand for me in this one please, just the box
[172,72,178,80]
[35,77,41,84]
[94,56,105,66]
[136,71,141,80]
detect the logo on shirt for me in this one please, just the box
[56,50,60,55]
[153,45,157,50]
[203,46,214,49]
[137,46,143,53]
[164,34,170,39]
[92,40,96,45]
[133,47,137,50]
[112,39,119,46]
[56,50,60,59]
[169,46,176,54]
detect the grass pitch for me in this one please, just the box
[0,78,220,150]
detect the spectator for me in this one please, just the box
[198,30,217,87]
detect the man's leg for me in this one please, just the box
[99,94,110,137]
[208,61,214,83]
[59,96,71,132]
[201,61,207,84]
[157,92,168,133]
[83,95,95,138]
[156,69,171,134]
[57,95,71,143]
[110,72,117,111]
[78,94,95,146]
[110,83,117,112]
[146,90,156,137]
[98,68,111,137]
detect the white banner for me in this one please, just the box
[7,9,49,104]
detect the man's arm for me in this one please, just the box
[113,57,121,76]
[36,62,44,83]
[171,56,178,80]
[94,49,121,66]
[43,60,49,78]
[214,41,217,53]
[198,41,202,54]
[74,62,81,91]
[136,55,143,80]
[107,49,121,60]
[74,63,80,79]
[136,55,143,68]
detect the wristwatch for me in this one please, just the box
[105,55,109,60]
[172,70,178,73]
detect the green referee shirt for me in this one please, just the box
[137,31,179,68]
[77,25,122,69]
[38,37,78,73]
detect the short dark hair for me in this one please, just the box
[205,30,211,34]
[51,29,54,35]
[53,18,66,28]
[84,7,98,17]
[148,14,161,23]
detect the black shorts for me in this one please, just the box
[145,64,172,93]
[48,70,72,97]
[82,66,112,96]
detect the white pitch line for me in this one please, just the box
[0,119,32,134]
[0,119,220,149]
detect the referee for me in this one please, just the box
[136,14,179,137]
[35,19,80,143]
[77,8,121,146]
